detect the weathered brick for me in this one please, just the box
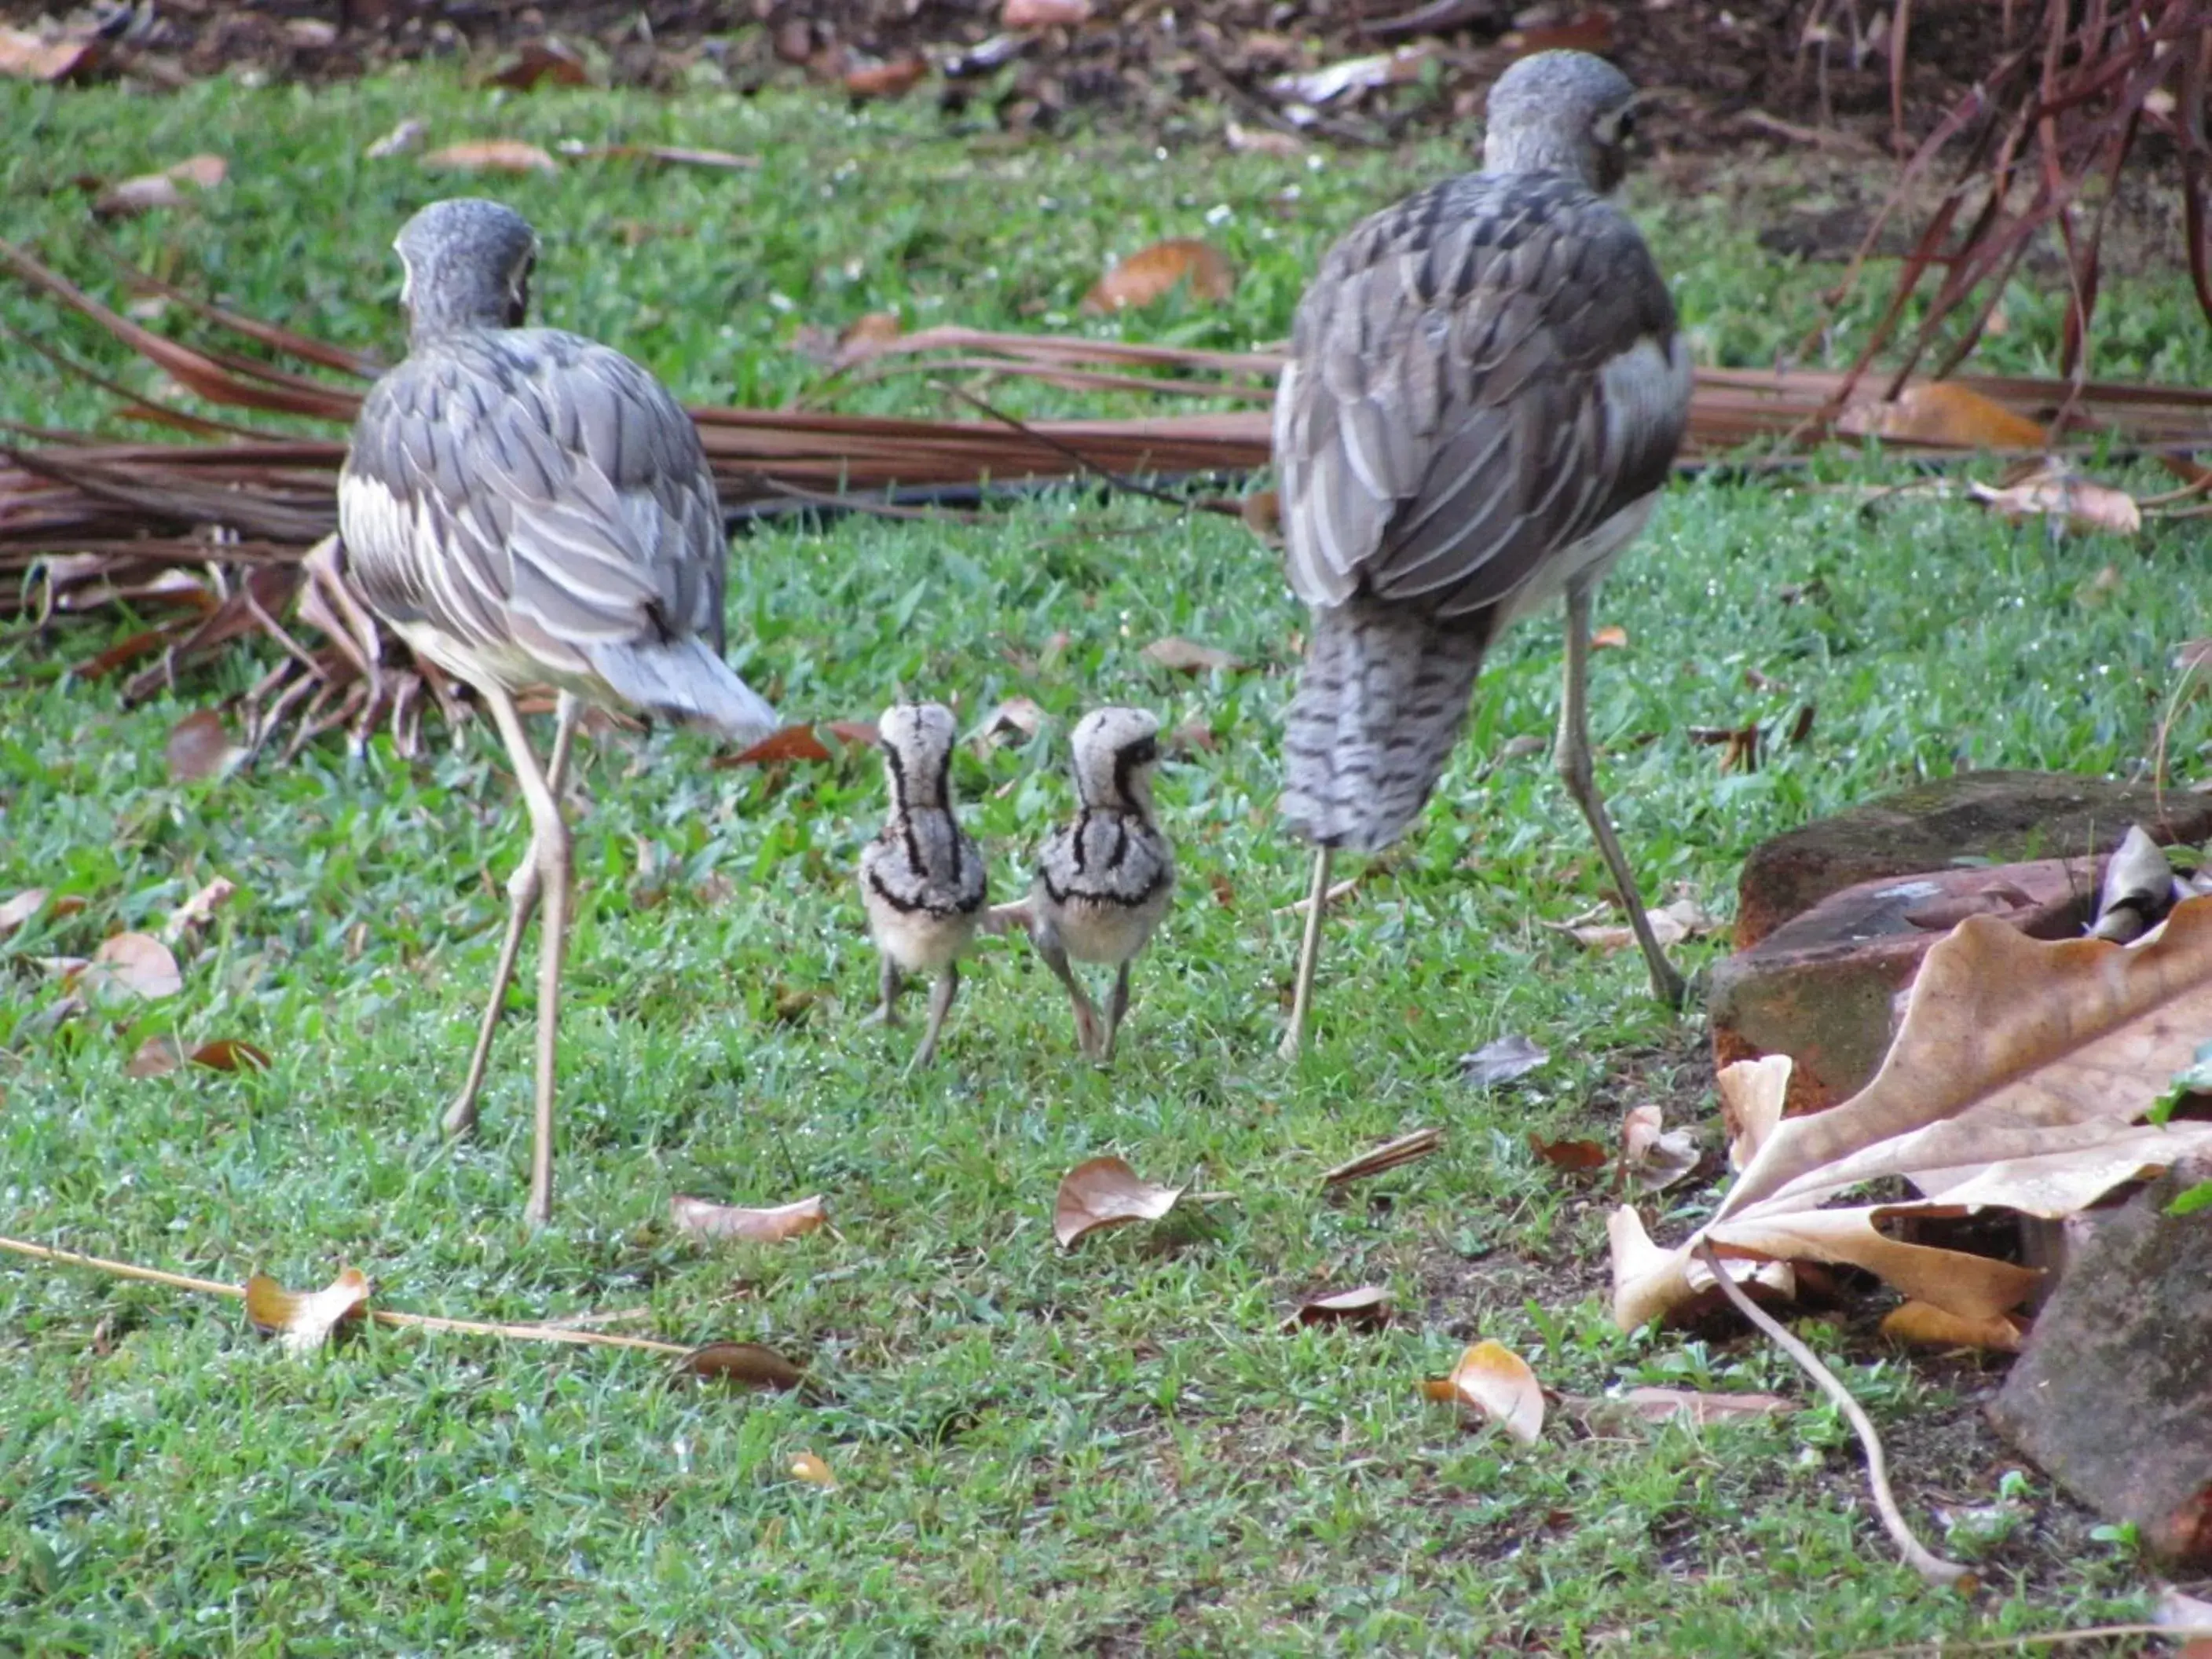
[1734,771,2212,950]
[1708,857,2098,1115]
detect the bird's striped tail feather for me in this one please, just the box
[1280,600,1492,855]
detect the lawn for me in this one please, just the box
[2,64,2207,1654]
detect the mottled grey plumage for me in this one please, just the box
[337,198,777,1223]
[860,702,987,1070]
[1275,51,1691,1052]
[1027,707,1174,1064]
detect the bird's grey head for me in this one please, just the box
[1482,50,1641,192]
[393,198,540,343]
[877,701,959,810]
[1069,706,1162,814]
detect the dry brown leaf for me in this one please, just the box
[722,724,835,765]
[126,1035,184,1079]
[789,1451,838,1488]
[842,53,927,97]
[1590,624,1629,650]
[423,140,560,175]
[831,310,903,369]
[671,1340,810,1391]
[1718,1054,1790,1173]
[1225,120,1304,157]
[1141,635,1243,674]
[1603,1386,1796,1425]
[1053,1156,1186,1248]
[190,1038,270,1073]
[1282,1285,1391,1331]
[163,876,237,944]
[1838,382,2048,449]
[0,888,48,936]
[485,39,591,90]
[246,1266,370,1357]
[1529,1133,1610,1174]
[1621,1104,1699,1192]
[670,1193,828,1243]
[1320,1128,1440,1188]
[1880,1300,2024,1353]
[1269,46,1430,105]
[82,933,181,1002]
[165,711,241,782]
[1459,1033,1547,1087]
[1005,0,1092,26]
[1426,1340,1545,1446]
[94,155,228,219]
[1082,240,1235,315]
[1562,895,1712,955]
[1971,468,2143,537]
[0,25,101,81]
[971,695,1047,753]
[365,119,427,158]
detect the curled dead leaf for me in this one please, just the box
[247,1267,371,1357]
[485,38,591,90]
[1971,467,2142,537]
[1718,1054,1790,1173]
[0,888,48,936]
[1529,1133,1610,1174]
[971,696,1047,753]
[0,24,103,82]
[423,139,559,175]
[365,119,427,158]
[93,155,228,219]
[1573,1387,1797,1427]
[1320,1128,1440,1188]
[1837,382,2047,449]
[1053,1155,1186,1248]
[1564,895,1715,955]
[82,932,181,1002]
[1459,1033,1547,1087]
[1082,240,1235,315]
[672,1340,811,1391]
[190,1038,270,1073]
[163,876,238,944]
[789,1451,838,1489]
[126,1035,184,1079]
[1590,624,1629,650]
[670,1193,828,1243]
[842,53,927,97]
[163,716,240,787]
[1282,1285,1392,1331]
[1269,46,1430,105]
[721,724,834,765]
[1141,635,1243,674]
[1427,1340,1545,1446]
[1621,1104,1699,1192]
[1880,1300,2024,1353]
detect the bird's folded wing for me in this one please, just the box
[340,334,727,675]
[1276,174,1689,621]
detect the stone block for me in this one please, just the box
[1734,771,2212,950]
[1708,857,2097,1115]
[1990,1163,2212,1569]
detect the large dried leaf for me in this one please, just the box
[1319,1128,1439,1188]
[1571,1387,1796,1427]
[1053,1155,1185,1248]
[94,155,227,220]
[1718,1053,1790,1172]
[423,140,559,175]
[165,711,240,782]
[1459,1033,1546,1087]
[1081,240,1235,315]
[1140,635,1243,673]
[1838,383,2048,449]
[1282,1286,1391,1331]
[1880,1300,2025,1353]
[670,1193,828,1243]
[1620,1104,1699,1193]
[1971,467,2144,537]
[672,1340,810,1391]
[1613,899,2212,1330]
[1425,1340,1545,1446]
[163,876,237,943]
[247,1266,370,1356]
[0,25,101,81]
[82,932,181,1002]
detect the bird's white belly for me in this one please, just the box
[1495,490,1657,632]
[1044,888,1170,965]
[864,888,978,973]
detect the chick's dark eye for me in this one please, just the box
[1617,110,1636,139]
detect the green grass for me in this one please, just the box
[3,67,2207,1654]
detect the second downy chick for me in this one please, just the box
[1027,707,1174,1064]
[860,701,987,1070]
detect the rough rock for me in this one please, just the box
[1708,856,2097,1115]
[1733,771,2212,950]
[1989,1162,2212,1568]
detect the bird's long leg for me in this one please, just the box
[1277,846,1334,1060]
[445,691,584,1138]
[1101,960,1133,1067]
[909,964,959,1074]
[1034,928,1102,1060]
[1557,582,1685,1009]
[481,684,574,1225]
[868,958,905,1027]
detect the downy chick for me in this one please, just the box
[859,702,987,1069]
[1027,707,1174,1064]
